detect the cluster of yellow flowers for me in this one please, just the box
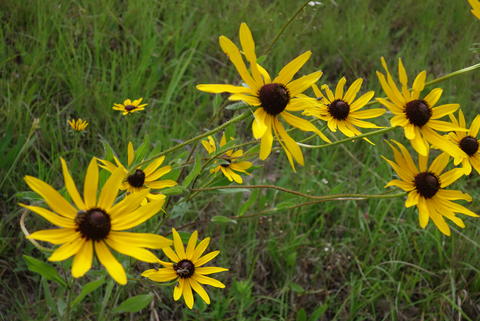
[22,5,479,310]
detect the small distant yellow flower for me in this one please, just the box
[201,134,253,184]
[112,98,147,115]
[68,118,88,131]
[468,0,480,19]
[445,110,480,175]
[376,57,466,157]
[304,77,385,140]
[142,229,228,309]
[197,22,330,170]
[383,140,478,236]
[99,142,177,202]
[21,158,172,284]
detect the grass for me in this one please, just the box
[1,0,480,320]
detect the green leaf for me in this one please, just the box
[217,188,250,194]
[238,189,259,216]
[23,255,66,287]
[112,294,153,314]
[162,185,187,196]
[70,278,105,308]
[309,304,328,321]
[225,101,248,110]
[182,152,202,188]
[211,215,237,224]
[296,308,307,321]
[289,282,305,293]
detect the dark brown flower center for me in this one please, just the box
[220,158,232,168]
[75,208,111,241]
[173,259,195,278]
[405,100,431,127]
[328,99,350,120]
[414,172,440,198]
[459,136,479,156]
[127,169,145,188]
[258,83,290,115]
[125,105,137,111]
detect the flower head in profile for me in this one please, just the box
[21,158,172,284]
[383,140,478,236]
[201,134,252,184]
[142,229,228,309]
[197,23,330,170]
[468,0,480,19]
[112,98,147,115]
[304,77,385,141]
[376,57,465,157]
[68,118,88,131]
[445,110,480,175]
[99,142,177,203]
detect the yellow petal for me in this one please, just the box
[196,84,251,94]
[174,279,183,301]
[405,191,419,207]
[142,268,177,282]
[97,168,124,210]
[431,104,460,120]
[190,278,211,304]
[423,88,443,108]
[228,93,261,106]
[186,231,198,260]
[28,228,79,245]
[72,241,93,278]
[195,250,220,267]
[105,238,160,263]
[183,278,194,309]
[417,197,430,229]
[109,231,171,249]
[172,228,187,259]
[145,165,172,182]
[469,114,480,137]
[239,22,262,84]
[252,108,268,139]
[163,246,180,262]
[95,241,127,285]
[343,78,363,104]
[191,237,210,262]
[83,158,99,209]
[48,237,84,261]
[194,274,226,288]
[259,115,273,160]
[218,35,257,90]
[111,198,165,230]
[350,91,376,111]
[273,118,304,166]
[19,204,75,228]
[335,77,347,99]
[286,71,323,97]
[439,168,465,188]
[273,51,312,85]
[143,156,165,176]
[23,176,77,219]
[195,266,229,275]
[60,158,86,210]
[412,71,426,94]
[127,142,134,166]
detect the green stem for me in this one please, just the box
[425,63,480,87]
[297,126,395,149]
[192,184,405,201]
[264,0,311,55]
[136,111,251,167]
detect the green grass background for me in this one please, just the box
[1,0,480,320]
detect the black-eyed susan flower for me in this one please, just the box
[445,110,480,174]
[142,229,228,309]
[201,134,252,184]
[197,23,330,170]
[99,142,177,202]
[383,140,478,236]
[468,0,480,19]
[376,57,465,157]
[112,98,147,115]
[304,77,385,139]
[68,118,88,131]
[21,158,172,284]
